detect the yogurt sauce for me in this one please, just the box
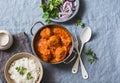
[0,30,13,50]
[0,33,9,46]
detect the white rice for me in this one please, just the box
[8,57,40,83]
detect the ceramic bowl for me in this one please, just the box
[41,0,80,22]
[4,52,43,83]
[0,30,13,50]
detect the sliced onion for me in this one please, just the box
[59,11,72,19]
[63,1,72,9]
[60,6,64,12]
[59,12,72,15]
[58,0,75,19]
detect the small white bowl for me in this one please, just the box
[0,30,13,50]
[4,52,43,83]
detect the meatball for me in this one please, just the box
[40,54,52,62]
[48,35,61,47]
[40,27,51,39]
[61,37,72,46]
[53,27,72,46]
[37,39,52,62]
[53,27,64,36]
[37,39,48,50]
[54,46,67,62]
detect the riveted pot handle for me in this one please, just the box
[30,21,44,36]
[63,50,77,64]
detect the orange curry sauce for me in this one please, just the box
[36,26,72,63]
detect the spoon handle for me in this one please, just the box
[72,49,82,74]
[79,44,88,79]
[72,53,79,73]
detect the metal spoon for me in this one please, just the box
[72,26,92,79]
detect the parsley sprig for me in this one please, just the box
[84,49,97,64]
[75,19,85,28]
[40,0,63,23]
[16,66,33,80]
[16,66,27,75]
[26,72,33,80]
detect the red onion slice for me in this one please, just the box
[59,11,73,19]
[58,0,75,19]
[63,1,72,9]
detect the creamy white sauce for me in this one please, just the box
[0,33,9,46]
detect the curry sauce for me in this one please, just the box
[35,26,72,63]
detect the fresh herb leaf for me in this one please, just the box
[40,0,63,23]
[42,12,49,18]
[19,71,24,75]
[49,3,54,10]
[53,0,63,6]
[16,67,20,72]
[75,19,85,28]
[50,7,59,18]
[27,72,33,80]
[92,53,97,59]
[84,49,93,55]
[16,66,27,75]
[88,58,94,64]
[84,49,97,64]
[20,67,27,75]
[40,3,46,11]
[45,18,52,24]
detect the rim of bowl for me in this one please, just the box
[32,24,74,64]
[4,52,43,83]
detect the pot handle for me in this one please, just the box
[63,50,77,64]
[30,21,44,36]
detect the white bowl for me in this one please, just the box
[0,30,13,50]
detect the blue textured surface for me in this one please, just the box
[0,0,120,83]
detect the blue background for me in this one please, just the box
[0,0,120,83]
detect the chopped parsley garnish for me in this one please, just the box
[75,19,85,28]
[40,0,63,23]
[16,67,33,80]
[16,67,20,72]
[84,49,97,64]
[16,66,27,75]
[88,58,95,64]
[26,72,33,80]
[84,49,93,55]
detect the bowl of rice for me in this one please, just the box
[4,52,43,83]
